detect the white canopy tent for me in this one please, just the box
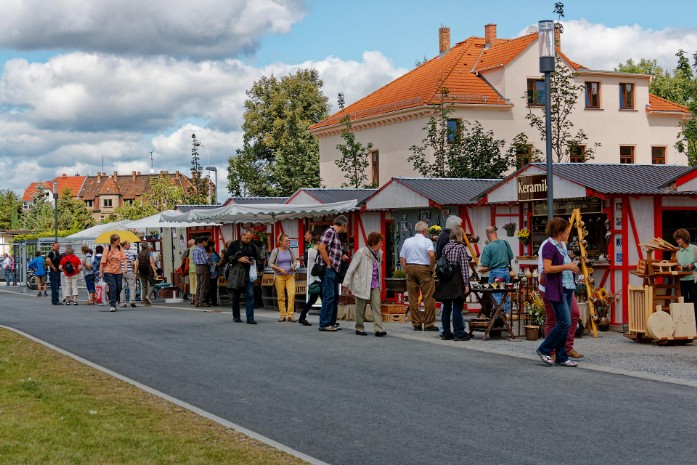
[124,210,219,230]
[66,220,132,239]
[160,200,358,224]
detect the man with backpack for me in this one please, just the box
[28,251,48,297]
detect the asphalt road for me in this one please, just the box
[2,289,696,465]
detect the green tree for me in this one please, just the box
[408,88,458,177]
[525,56,601,162]
[113,201,159,221]
[21,188,94,233]
[334,93,374,188]
[227,69,329,196]
[0,190,22,230]
[185,134,210,204]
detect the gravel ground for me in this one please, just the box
[377,316,697,387]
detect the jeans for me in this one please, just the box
[84,274,96,294]
[4,269,11,285]
[538,288,573,363]
[543,291,580,352]
[49,270,61,304]
[488,268,511,314]
[319,268,338,328]
[232,279,255,321]
[103,273,123,308]
[441,297,466,338]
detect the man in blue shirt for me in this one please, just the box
[480,226,514,314]
[192,236,212,308]
[28,251,48,297]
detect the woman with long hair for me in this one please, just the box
[434,226,471,341]
[269,233,297,322]
[99,234,126,312]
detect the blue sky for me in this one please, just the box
[0,0,696,200]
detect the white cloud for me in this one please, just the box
[526,19,697,72]
[0,51,406,198]
[0,0,306,59]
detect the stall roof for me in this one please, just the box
[161,200,358,224]
[125,211,219,229]
[226,196,289,205]
[67,220,132,239]
[287,188,376,205]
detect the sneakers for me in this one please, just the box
[536,350,554,366]
[110,307,117,312]
[557,359,578,367]
[121,303,127,308]
[454,334,471,341]
[36,292,41,297]
[130,302,136,308]
[72,301,78,306]
[319,326,338,332]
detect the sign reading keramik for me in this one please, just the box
[518,175,547,201]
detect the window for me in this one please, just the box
[652,146,666,164]
[620,146,635,164]
[124,199,134,205]
[620,83,634,109]
[585,82,600,108]
[527,79,545,106]
[103,198,113,208]
[370,151,379,186]
[446,119,461,143]
[515,144,533,169]
[85,200,93,208]
[569,144,586,163]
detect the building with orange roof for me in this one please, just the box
[311,24,692,187]
[21,174,87,209]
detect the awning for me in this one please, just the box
[160,200,358,224]
[66,220,132,239]
[124,211,219,229]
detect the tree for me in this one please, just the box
[227,69,329,196]
[525,56,601,162]
[334,93,374,188]
[21,188,94,233]
[507,133,544,169]
[0,190,22,230]
[408,88,514,178]
[185,134,210,204]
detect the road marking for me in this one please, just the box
[1,325,330,465]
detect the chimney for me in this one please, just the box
[132,171,136,181]
[554,23,561,49]
[485,23,497,48]
[439,26,450,54]
[113,171,118,182]
[175,170,180,179]
[97,172,101,181]
[160,170,165,176]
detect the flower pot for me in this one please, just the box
[520,238,529,246]
[385,278,407,293]
[506,230,515,237]
[524,325,539,341]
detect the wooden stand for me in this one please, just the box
[568,209,599,337]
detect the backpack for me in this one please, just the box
[92,254,102,277]
[138,252,151,276]
[64,260,75,275]
[436,251,453,281]
[176,256,189,276]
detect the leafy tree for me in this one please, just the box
[334,93,374,188]
[113,201,159,221]
[148,175,187,211]
[409,88,514,178]
[524,56,601,162]
[21,188,94,233]
[0,190,22,230]
[228,69,329,196]
[186,134,210,204]
[507,133,544,169]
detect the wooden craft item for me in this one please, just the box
[669,302,697,338]
[646,310,675,340]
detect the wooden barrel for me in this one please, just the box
[646,311,674,340]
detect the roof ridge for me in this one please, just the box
[427,38,477,103]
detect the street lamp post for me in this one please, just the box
[52,180,59,242]
[539,20,555,222]
[204,166,218,205]
[198,143,213,204]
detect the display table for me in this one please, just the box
[467,286,517,341]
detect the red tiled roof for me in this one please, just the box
[22,176,86,202]
[648,94,690,114]
[472,34,537,72]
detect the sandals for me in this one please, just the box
[556,359,578,367]
[536,350,555,366]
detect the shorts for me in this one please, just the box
[37,275,47,286]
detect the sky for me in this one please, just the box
[1,0,697,202]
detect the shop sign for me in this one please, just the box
[532,197,602,216]
[518,175,548,201]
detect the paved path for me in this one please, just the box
[1,289,696,465]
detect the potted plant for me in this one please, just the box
[590,287,617,331]
[385,269,408,293]
[517,228,530,245]
[503,222,517,237]
[429,225,442,241]
[524,291,546,340]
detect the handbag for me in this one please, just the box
[226,263,246,290]
[308,281,322,296]
[311,253,325,278]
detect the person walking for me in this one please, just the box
[136,244,158,306]
[400,221,438,332]
[224,228,259,324]
[536,217,580,368]
[119,241,138,308]
[187,239,198,305]
[28,251,48,297]
[318,215,349,332]
[343,232,387,337]
[479,225,514,315]
[298,235,320,326]
[59,245,82,305]
[192,236,212,308]
[80,246,96,304]
[434,226,471,341]
[207,243,221,306]
[46,242,62,305]
[269,233,297,322]
[99,234,126,312]
[3,253,11,285]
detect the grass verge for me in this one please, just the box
[0,328,307,465]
